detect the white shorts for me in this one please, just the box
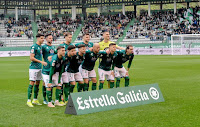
[114,67,128,78]
[67,72,83,82]
[80,66,96,79]
[98,68,115,81]
[62,72,69,83]
[29,69,42,81]
[42,72,62,88]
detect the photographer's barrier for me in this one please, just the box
[134,48,200,55]
[0,51,30,57]
[1,48,200,57]
[65,83,164,115]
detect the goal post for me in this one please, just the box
[171,34,200,55]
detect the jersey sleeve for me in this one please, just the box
[111,53,117,70]
[75,43,80,47]
[127,54,134,69]
[85,49,91,54]
[49,59,56,83]
[89,42,94,47]
[30,46,36,54]
[58,57,65,83]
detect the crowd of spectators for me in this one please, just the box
[126,6,200,42]
[37,13,82,41]
[1,6,199,43]
[3,17,33,38]
[81,13,131,39]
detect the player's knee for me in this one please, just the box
[79,81,84,84]
[92,78,97,83]
[47,88,51,91]
[57,86,61,89]
[100,81,104,84]
[125,76,129,80]
[110,80,114,83]
[84,79,89,84]
[35,80,40,85]
[70,81,75,85]
[30,81,35,85]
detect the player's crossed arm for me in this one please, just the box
[30,53,47,66]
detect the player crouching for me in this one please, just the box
[67,44,86,92]
[44,46,66,107]
[114,45,134,87]
[98,43,117,90]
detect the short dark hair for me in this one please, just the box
[126,45,133,50]
[57,46,65,51]
[78,44,86,48]
[83,33,90,36]
[64,32,72,38]
[36,33,44,38]
[45,34,52,38]
[67,45,76,51]
[109,43,116,47]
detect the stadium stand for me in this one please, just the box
[0,2,199,48]
[122,6,200,44]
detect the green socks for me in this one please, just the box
[116,78,121,88]
[92,83,96,90]
[77,83,81,92]
[42,85,46,101]
[99,82,104,90]
[64,83,70,101]
[55,89,62,101]
[110,82,114,88]
[84,83,89,91]
[70,85,75,93]
[33,85,39,99]
[27,84,33,99]
[46,90,52,102]
[125,77,129,87]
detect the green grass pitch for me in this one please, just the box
[0,55,200,127]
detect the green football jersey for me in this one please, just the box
[75,42,93,49]
[82,50,99,71]
[115,50,134,68]
[98,51,117,71]
[49,54,65,83]
[67,52,85,73]
[59,42,74,51]
[42,44,56,75]
[63,51,71,72]
[29,43,42,69]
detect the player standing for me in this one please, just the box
[75,33,93,49]
[41,34,56,104]
[114,45,134,87]
[98,43,117,90]
[79,43,100,91]
[99,31,124,50]
[27,33,47,107]
[59,32,74,51]
[67,44,86,92]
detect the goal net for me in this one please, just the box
[171,34,200,55]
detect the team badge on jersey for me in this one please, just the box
[50,49,54,54]
[31,49,34,53]
[52,60,56,66]
[56,63,60,68]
